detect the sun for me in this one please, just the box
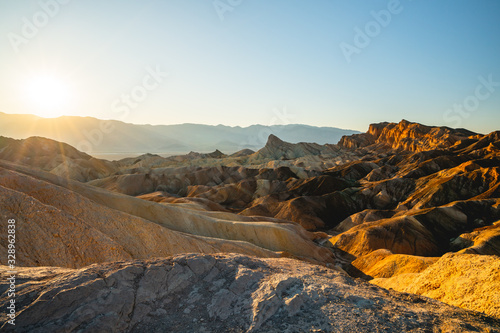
[24,75,72,118]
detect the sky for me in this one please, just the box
[0,0,499,133]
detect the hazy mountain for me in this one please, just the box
[0,112,360,154]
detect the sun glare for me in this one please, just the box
[24,75,72,118]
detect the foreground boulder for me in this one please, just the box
[1,254,500,332]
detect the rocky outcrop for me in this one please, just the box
[250,134,339,161]
[375,119,476,152]
[2,253,499,332]
[399,163,500,210]
[371,253,500,319]
[338,133,376,149]
[368,122,389,138]
[338,120,477,152]
[451,220,500,255]
[329,215,441,257]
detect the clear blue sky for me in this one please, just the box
[0,0,499,133]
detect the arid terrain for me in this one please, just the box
[1,119,500,332]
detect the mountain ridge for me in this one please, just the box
[339,119,478,152]
[0,112,360,154]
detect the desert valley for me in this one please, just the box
[2,1,499,331]
[0,118,499,332]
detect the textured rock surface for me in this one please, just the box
[338,132,376,149]
[452,220,500,255]
[1,254,499,332]
[371,253,500,319]
[329,215,441,257]
[376,120,476,152]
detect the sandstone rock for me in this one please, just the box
[374,119,476,152]
[330,215,440,257]
[334,209,396,233]
[352,249,439,279]
[338,132,376,149]
[371,253,500,319]
[452,220,500,255]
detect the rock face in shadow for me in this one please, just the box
[371,253,500,319]
[2,253,500,333]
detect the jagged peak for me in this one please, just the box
[399,119,413,126]
[206,149,226,158]
[265,134,285,147]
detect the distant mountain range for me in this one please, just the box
[0,112,360,154]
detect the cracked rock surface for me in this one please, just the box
[1,253,499,332]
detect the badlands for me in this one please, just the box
[1,119,500,332]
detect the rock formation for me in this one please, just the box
[339,119,477,152]
[249,134,339,161]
